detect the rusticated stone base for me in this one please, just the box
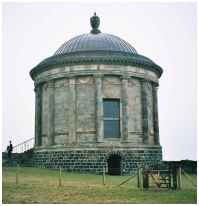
[31,148,162,175]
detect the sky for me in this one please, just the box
[2,2,196,160]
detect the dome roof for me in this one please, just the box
[30,13,163,79]
[54,33,137,56]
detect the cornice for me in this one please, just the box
[30,51,163,80]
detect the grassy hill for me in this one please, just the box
[2,166,197,204]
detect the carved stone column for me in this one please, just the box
[152,83,160,145]
[34,83,42,146]
[68,77,76,143]
[121,76,129,142]
[47,80,55,145]
[95,74,103,143]
[141,79,149,144]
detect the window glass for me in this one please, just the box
[103,100,120,118]
[104,120,120,138]
[103,99,120,138]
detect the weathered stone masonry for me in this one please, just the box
[32,149,162,175]
[31,68,162,175]
[30,14,163,175]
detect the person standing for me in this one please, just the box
[7,140,13,159]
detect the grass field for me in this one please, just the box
[2,166,197,204]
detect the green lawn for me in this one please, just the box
[2,167,197,204]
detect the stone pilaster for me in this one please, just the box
[47,80,55,145]
[68,77,77,143]
[34,83,42,146]
[141,79,149,144]
[121,76,129,142]
[152,83,160,145]
[95,74,103,142]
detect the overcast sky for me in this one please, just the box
[2,2,196,160]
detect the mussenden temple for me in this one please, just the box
[29,13,163,175]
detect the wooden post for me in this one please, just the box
[172,166,177,190]
[168,170,172,189]
[102,167,106,185]
[143,170,149,189]
[16,164,19,185]
[59,167,62,187]
[177,167,182,190]
[140,168,143,191]
[137,167,140,188]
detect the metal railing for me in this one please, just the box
[12,138,34,153]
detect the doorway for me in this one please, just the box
[107,154,121,175]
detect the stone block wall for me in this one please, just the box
[31,148,162,175]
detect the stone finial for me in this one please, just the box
[90,12,101,34]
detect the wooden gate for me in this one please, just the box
[138,167,182,190]
[148,170,171,189]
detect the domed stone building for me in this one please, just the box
[30,13,163,175]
